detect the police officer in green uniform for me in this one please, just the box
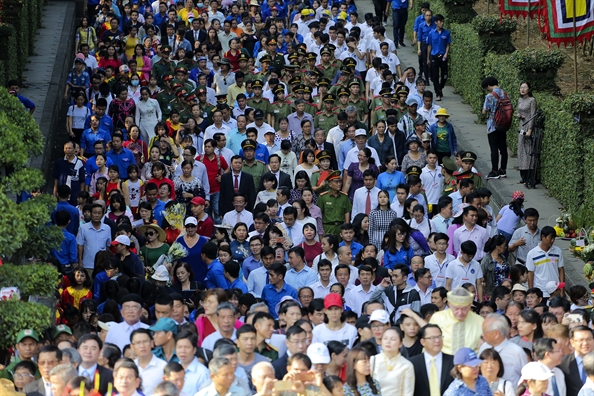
[241,139,266,190]
[196,87,216,124]
[0,329,41,382]
[348,79,368,123]
[238,52,253,83]
[371,88,394,125]
[173,66,194,92]
[454,151,483,188]
[302,86,318,117]
[441,156,459,196]
[179,93,198,123]
[315,93,338,135]
[247,80,271,114]
[334,87,350,113]
[286,76,302,103]
[329,66,353,96]
[311,150,333,194]
[270,85,293,130]
[265,38,286,72]
[317,47,338,81]
[252,55,272,85]
[156,74,178,120]
[301,52,319,80]
[255,340,278,361]
[393,86,410,121]
[312,78,330,106]
[318,170,352,239]
[152,45,175,87]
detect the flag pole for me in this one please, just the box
[573,0,578,92]
[527,0,530,46]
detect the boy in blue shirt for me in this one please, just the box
[50,210,78,274]
[7,79,35,114]
[426,14,451,101]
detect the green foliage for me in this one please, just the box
[0,24,18,82]
[0,263,60,300]
[449,24,485,117]
[442,2,477,23]
[508,48,564,93]
[406,0,447,43]
[0,300,52,350]
[472,16,517,54]
[0,87,44,159]
[563,93,594,114]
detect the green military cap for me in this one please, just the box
[461,151,477,162]
[175,66,188,74]
[289,77,302,86]
[323,93,336,102]
[337,87,350,97]
[260,54,273,63]
[273,85,285,94]
[163,73,175,82]
[17,329,40,343]
[380,88,392,97]
[318,78,331,87]
[326,170,341,181]
[252,80,264,89]
[342,57,356,68]
[320,47,331,56]
[241,139,257,150]
[317,150,332,161]
[238,53,250,62]
[349,79,360,88]
[294,84,305,93]
[51,324,72,339]
[442,156,458,172]
[406,165,423,176]
[307,52,318,60]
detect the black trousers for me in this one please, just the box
[430,54,448,96]
[392,8,408,44]
[374,0,387,23]
[487,129,509,172]
[419,43,430,82]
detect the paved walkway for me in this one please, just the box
[366,5,587,287]
[20,1,77,178]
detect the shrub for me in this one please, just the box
[0,24,18,83]
[472,15,517,54]
[0,300,52,351]
[441,0,478,23]
[509,48,565,94]
[0,263,60,300]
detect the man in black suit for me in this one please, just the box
[313,130,338,171]
[408,324,454,396]
[272,326,309,380]
[560,325,594,396]
[76,334,114,395]
[24,345,62,396]
[184,18,207,50]
[220,155,256,217]
[257,154,292,191]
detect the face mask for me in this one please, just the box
[115,46,121,51]
[131,80,140,86]
[197,3,204,7]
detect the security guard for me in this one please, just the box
[152,45,175,87]
[196,87,216,124]
[334,87,350,113]
[311,150,334,194]
[317,47,338,81]
[247,80,271,114]
[371,88,395,125]
[312,78,331,106]
[441,156,459,196]
[314,94,338,136]
[156,73,177,120]
[270,85,293,130]
[241,139,266,190]
[453,151,483,188]
[318,170,352,239]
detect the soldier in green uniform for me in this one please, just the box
[371,88,394,125]
[301,52,319,81]
[312,78,330,106]
[156,74,177,121]
[241,139,266,190]
[334,87,350,113]
[196,87,216,124]
[315,93,338,135]
[282,60,301,89]
[152,45,175,87]
[441,156,459,196]
[270,85,293,130]
[453,151,483,188]
[317,47,338,81]
[247,80,271,115]
[318,171,352,240]
[179,93,197,123]
[329,66,353,96]
[173,66,194,92]
[265,38,286,72]
[302,86,318,117]
[348,79,369,124]
[285,76,302,103]
[0,329,40,382]
[392,86,410,121]
[252,55,272,85]
[326,43,342,70]
[238,53,254,84]
[311,150,334,195]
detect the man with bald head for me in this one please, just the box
[334,246,359,285]
[251,361,276,395]
[478,313,527,386]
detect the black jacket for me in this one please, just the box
[219,172,256,216]
[408,352,455,396]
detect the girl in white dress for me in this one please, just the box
[135,87,162,143]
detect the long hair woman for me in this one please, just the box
[343,346,381,396]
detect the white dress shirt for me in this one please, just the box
[390,199,405,218]
[105,320,150,351]
[420,165,443,205]
[418,104,442,125]
[311,280,332,299]
[134,354,167,396]
[414,284,434,305]
[343,145,380,170]
[222,209,254,228]
[352,186,381,219]
[181,357,211,396]
[537,361,566,396]
[345,284,377,315]
[424,253,455,288]
[246,122,274,144]
[204,124,230,141]
[201,329,237,352]
[247,265,268,298]
[478,339,527,387]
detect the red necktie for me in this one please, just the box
[234,175,239,193]
[365,190,371,214]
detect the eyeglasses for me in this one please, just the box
[145,232,156,237]
[421,275,433,279]
[423,335,443,341]
[13,373,34,379]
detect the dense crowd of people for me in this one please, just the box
[3,0,585,395]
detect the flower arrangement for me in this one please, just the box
[150,242,188,278]
[163,203,186,230]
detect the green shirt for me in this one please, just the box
[140,243,170,268]
[256,342,279,361]
[318,191,352,224]
[270,102,293,130]
[242,160,266,190]
[246,97,271,114]
[436,125,450,153]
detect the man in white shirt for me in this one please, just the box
[326,113,349,160]
[131,329,167,396]
[452,205,489,260]
[204,108,230,141]
[343,129,380,171]
[345,264,376,315]
[414,267,434,305]
[424,233,455,288]
[390,184,409,217]
[222,199,254,228]
[176,332,212,395]
[105,294,150,351]
[418,91,441,125]
[532,338,566,396]
[378,42,402,76]
[430,197,453,234]
[247,247,276,298]
[526,226,565,299]
[311,259,333,299]
[421,150,443,207]
[202,303,238,351]
[352,170,381,218]
[445,241,484,301]
[281,207,304,246]
[479,314,528,387]
[247,110,274,145]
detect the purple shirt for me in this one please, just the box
[286,112,314,135]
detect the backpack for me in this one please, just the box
[491,90,513,132]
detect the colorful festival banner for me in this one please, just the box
[499,0,540,18]
[540,0,594,45]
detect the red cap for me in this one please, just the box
[190,196,206,206]
[324,293,343,309]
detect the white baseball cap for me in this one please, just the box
[151,265,169,282]
[520,362,554,381]
[307,342,331,364]
[368,309,390,324]
[110,235,131,246]
[184,216,198,226]
[355,129,367,137]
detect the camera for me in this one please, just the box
[519,130,527,135]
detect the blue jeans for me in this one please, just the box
[208,192,221,224]
[392,8,408,44]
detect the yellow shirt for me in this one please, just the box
[179,8,199,26]
[429,309,484,355]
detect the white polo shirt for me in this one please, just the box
[525,244,564,297]
[424,252,455,288]
[444,258,483,289]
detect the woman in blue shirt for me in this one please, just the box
[229,222,251,265]
[383,225,414,269]
[444,347,493,396]
[376,156,406,203]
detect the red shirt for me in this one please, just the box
[195,154,228,193]
[147,177,176,200]
[197,214,215,239]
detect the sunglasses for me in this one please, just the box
[145,232,156,237]
[185,224,197,228]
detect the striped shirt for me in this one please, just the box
[525,244,564,297]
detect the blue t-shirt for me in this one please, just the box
[426,28,451,56]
